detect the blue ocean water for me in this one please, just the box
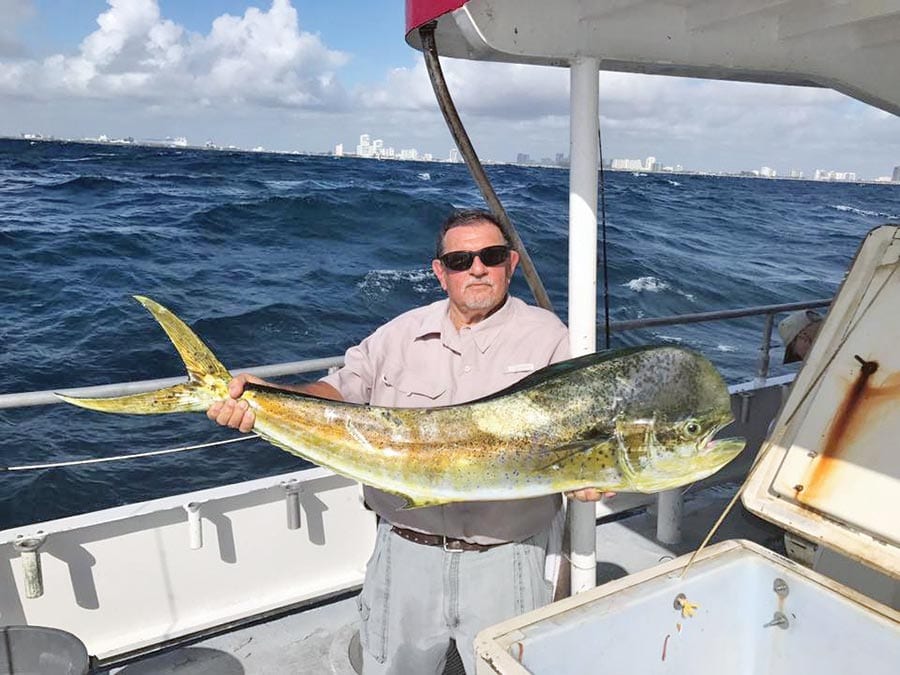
[1,138,899,528]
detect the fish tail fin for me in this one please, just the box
[56,296,232,414]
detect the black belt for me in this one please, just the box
[390,525,506,552]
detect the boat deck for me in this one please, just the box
[102,482,785,674]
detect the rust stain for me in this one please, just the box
[800,360,900,503]
[661,634,671,661]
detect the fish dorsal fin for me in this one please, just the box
[466,346,661,403]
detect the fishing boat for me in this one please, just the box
[1,1,898,673]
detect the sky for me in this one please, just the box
[1,0,899,179]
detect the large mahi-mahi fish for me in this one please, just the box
[58,296,745,506]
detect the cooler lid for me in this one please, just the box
[743,224,900,579]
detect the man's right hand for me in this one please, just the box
[207,373,265,433]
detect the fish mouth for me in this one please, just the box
[703,436,746,459]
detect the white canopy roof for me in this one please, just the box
[406,0,900,116]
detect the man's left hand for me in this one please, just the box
[566,489,616,502]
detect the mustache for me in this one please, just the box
[463,279,495,290]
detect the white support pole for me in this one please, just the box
[656,488,683,545]
[567,57,600,595]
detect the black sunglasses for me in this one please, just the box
[439,245,511,272]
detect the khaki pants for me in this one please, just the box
[357,520,554,674]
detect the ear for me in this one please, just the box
[432,258,448,291]
[507,249,520,280]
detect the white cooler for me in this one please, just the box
[475,226,900,674]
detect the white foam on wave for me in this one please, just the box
[655,334,683,344]
[358,268,436,296]
[667,179,681,186]
[716,344,738,353]
[831,204,899,219]
[624,276,669,292]
[417,172,431,181]
[624,276,695,302]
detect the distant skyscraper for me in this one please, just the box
[334,143,344,157]
[516,153,531,164]
[356,134,373,157]
[893,165,900,182]
[449,148,460,163]
[611,158,645,170]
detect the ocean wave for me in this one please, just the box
[358,268,437,297]
[46,175,128,190]
[831,204,899,219]
[622,275,696,302]
[654,334,683,344]
[624,276,669,292]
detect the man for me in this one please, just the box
[208,209,604,674]
[778,309,824,364]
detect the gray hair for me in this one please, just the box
[434,209,508,258]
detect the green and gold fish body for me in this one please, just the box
[58,297,745,507]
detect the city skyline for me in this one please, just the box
[1,2,899,181]
[10,128,899,185]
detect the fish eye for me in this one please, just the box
[683,419,702,437]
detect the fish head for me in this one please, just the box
[614,347,745,492]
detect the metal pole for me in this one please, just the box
[756,313,776,385]
[568,57,600,595]
[656,489,683,544]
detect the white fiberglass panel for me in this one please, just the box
[476,541,899,675]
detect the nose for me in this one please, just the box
[469,254,488,275]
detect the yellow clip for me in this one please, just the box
[673,593,700,618]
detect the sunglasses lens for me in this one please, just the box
[479,246,509,266]
[441,252,474,271]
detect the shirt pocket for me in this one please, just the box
[379,370,446,406]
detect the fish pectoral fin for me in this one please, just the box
[529,439,608,473]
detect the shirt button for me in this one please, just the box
[464,365,471,373]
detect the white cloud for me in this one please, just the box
[0,0,349,108]
[356,55,900,175]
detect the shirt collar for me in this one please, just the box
[414,299,449,339]
[413,296,516,354]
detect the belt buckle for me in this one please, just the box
[442,535,465,553]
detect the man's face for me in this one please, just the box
[431,221,520,321]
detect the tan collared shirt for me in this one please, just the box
[320,295,569,544]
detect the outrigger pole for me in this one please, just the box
[419,22,555,314]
